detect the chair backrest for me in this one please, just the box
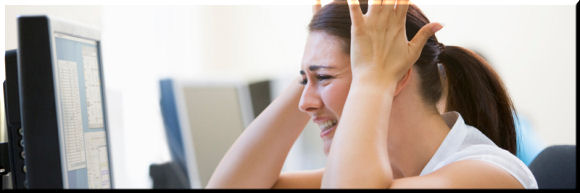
[528,145,576,189]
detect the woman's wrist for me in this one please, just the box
[351,72,398,97]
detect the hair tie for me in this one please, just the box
[437,42,446,52]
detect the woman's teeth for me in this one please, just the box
[320,120,337,131]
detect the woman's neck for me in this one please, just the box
[387,100,452,178]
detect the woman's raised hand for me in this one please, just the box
[347,0,442,88]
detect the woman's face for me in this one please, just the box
[299,31,352,155]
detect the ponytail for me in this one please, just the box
[439,46,517,155]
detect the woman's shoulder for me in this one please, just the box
[400,158,526,188]
[425,112,538,188]
[395,144,533,188]
[444,143,538,189]
[430,124,538,188]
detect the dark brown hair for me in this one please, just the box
[309,0,517,154]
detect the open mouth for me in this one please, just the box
[319,120,337,137]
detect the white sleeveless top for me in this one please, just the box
[419,112,538,189]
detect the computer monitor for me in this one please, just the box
[159,78,271,188]
[16,15,113,189]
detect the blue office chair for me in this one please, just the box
[528,145,576,189]
[514,114,545,165]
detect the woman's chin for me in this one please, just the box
[323,138,332,156]
[322,130,336,156]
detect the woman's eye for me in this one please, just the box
[300,75,333,85]
[316,75,333,80]
[300,78,307,85]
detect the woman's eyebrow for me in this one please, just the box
[309,65,335,71]
[300,65,336,75]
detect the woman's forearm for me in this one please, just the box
[321,80,396,188]
[206,77,310,188]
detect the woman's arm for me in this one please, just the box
[322,81,397,188]
[206,77,311,188]
[321,0,441,188]
[272,168,325,189]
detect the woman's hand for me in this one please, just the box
[347,0,442,88]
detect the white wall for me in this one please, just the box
[2,0,576,189]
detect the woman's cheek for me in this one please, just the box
[321,81,350,118]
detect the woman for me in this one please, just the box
[207,0,537,188]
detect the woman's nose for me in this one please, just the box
[298,84,323,113]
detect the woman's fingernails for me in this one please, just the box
[432,23,444,33]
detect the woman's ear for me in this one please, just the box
[394,68,412,96]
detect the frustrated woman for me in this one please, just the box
[207,0,537,189]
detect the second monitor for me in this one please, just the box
[159,78,272,188]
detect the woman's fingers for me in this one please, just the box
[409,22,443,56]
[377,0,395,25]
[395,0,410,23]
[382,0,396,14]
[347,0,364,26]
[367,0,382,16]
[313,0,321,14]
[346,0,443,87]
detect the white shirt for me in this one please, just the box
[419,111,538,189]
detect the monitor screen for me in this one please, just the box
[174,80,250,188]
[16,15,113,189]
[53,33,110,188]
[160,79,271,188]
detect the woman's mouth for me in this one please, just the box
[318,119,337,138]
